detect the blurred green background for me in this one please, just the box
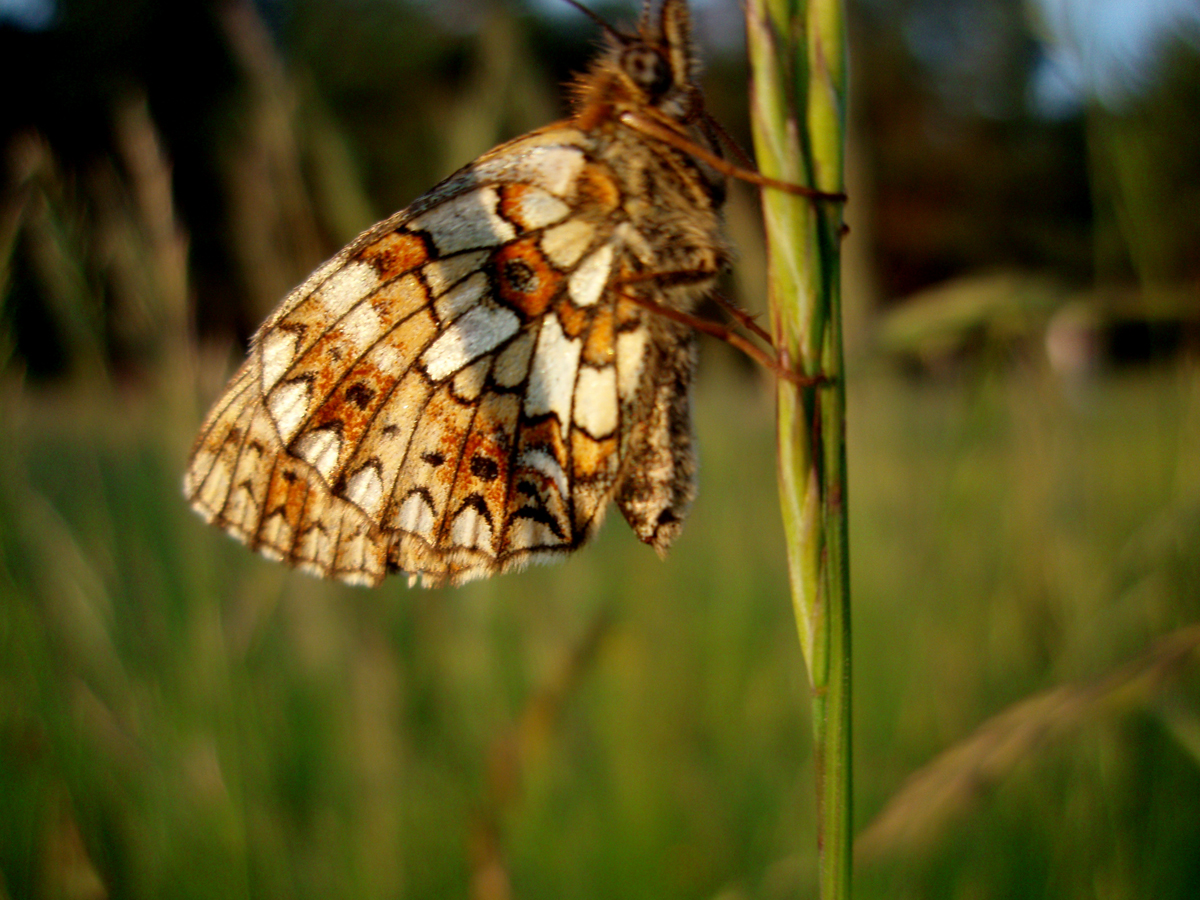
[2,0,1200,898]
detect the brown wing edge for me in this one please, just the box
[183,359,389,587]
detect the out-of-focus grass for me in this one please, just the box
[851,361,1200,898]
[3,349,1199,900]
[3,4,1200,898]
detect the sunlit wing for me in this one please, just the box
[186,128,702,586]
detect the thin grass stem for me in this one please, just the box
[745,1,851,897]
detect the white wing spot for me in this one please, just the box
[434,271,489,324]
[189,453,228,517]
[345,464,385,517]
[541,219,595,269]
[267,379,313,443]
[422,250,489,296]
[574,365,618,438]
[221,481,254,533]
[568,243,613,307]
[506,516,561,552]
[474,146,586,197]
[450,504,494,551]
[616,328,648,397]
[408,187,516,255]
[293,427,344,480]
[512,187,571,229]
[315,262,379,320]
[521,147,587,196]
[257,525,287,560]
[295,520,332,571]
[398,492,436,538]
[339,298,390,356]
[524,314,582,438]
[422,304,520,381]
[261,328,300,390]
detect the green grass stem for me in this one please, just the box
[745,1,851,897]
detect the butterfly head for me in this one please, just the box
[571,0,703,124]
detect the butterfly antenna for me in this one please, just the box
[559,0,625,42]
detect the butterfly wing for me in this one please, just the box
[185,128,696,586]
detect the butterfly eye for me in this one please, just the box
[622,47,673,98]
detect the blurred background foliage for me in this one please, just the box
[1,0,1199,898]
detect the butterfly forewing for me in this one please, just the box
[185,0,730,586]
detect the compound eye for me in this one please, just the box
[621,47,672,98]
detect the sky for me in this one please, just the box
[1030,0,1200,114]
[3,0,1199,113]
[0,0,51,30]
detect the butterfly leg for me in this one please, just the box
[709,291,773,346]
[619,110,848,202]
[620,289,825,387]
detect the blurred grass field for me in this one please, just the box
[3,1,1200,898]
[4,350,1199,899]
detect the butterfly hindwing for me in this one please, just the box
[186,0,734,587]
[187,129,668,585]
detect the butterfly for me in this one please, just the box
[185,0,825,588]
